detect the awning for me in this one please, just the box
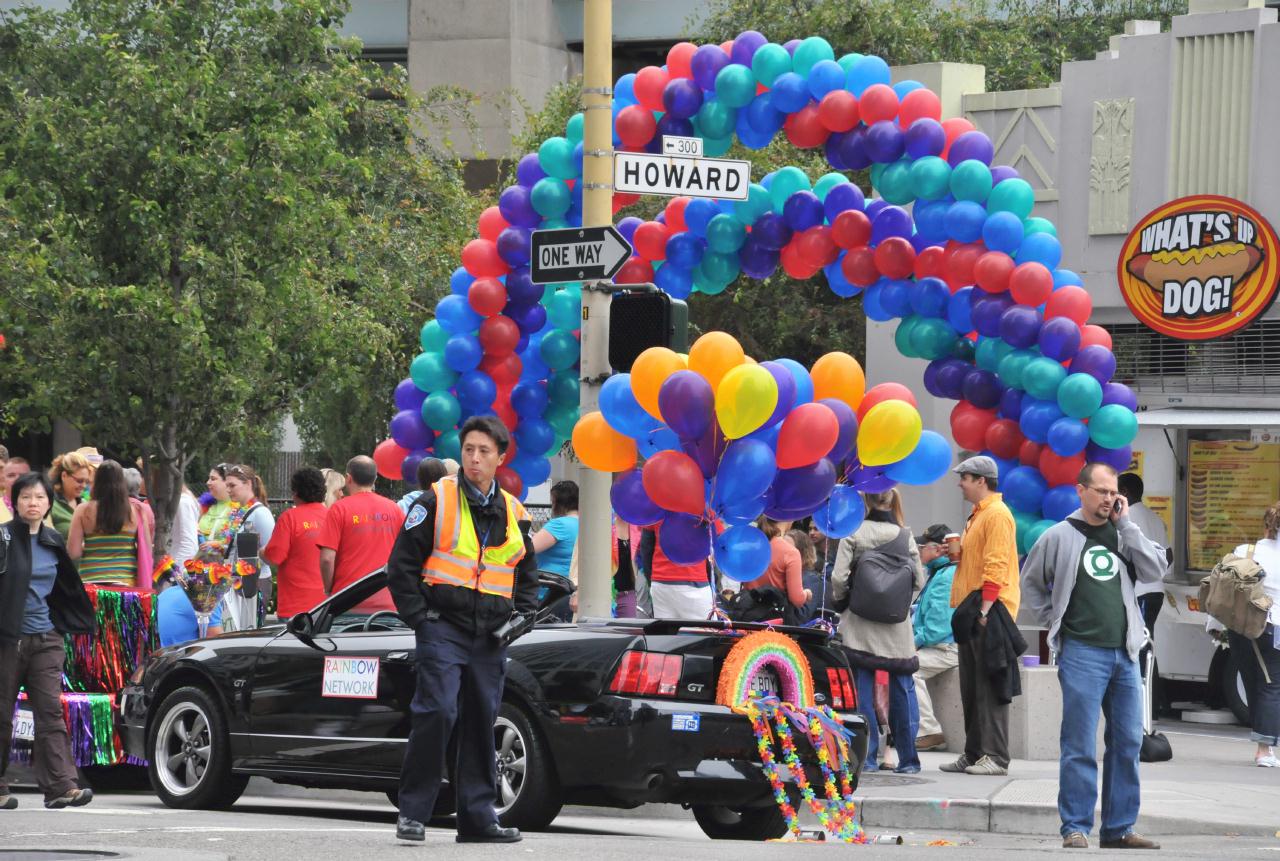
[1136,409,1280,428]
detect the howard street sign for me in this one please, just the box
[614,151,751,201]
[530,225,632,285]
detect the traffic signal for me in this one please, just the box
[608,286,688,372]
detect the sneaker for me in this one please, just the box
[0,795,17,810]
[915,733,947,751]
[44,788,93,810]
[939,755,972,773]
[963,755,1008,776]
[1256,754,1279,768]
[1062,832,1089,848]
[893,764,922,774]
[1099,832,1160,849]
[396,816,426,842]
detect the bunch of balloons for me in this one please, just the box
[571,332,953,582]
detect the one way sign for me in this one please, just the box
[530,225,632,285]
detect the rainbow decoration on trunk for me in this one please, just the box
[716,630,814,708]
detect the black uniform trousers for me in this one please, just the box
[399,615,506,832]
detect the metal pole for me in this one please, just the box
[577,0,614,619]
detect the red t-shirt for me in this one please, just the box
[646,525,709,585]
[317,491,405,611]
[262,501,328,617]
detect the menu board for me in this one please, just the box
[1187,440,1280,570]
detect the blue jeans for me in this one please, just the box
[853,667,919,770]
[1056,637,1142,840]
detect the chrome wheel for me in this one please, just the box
[493,715,527,812]
[154,700,212,797]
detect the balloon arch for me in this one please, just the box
[376,32,1139,583]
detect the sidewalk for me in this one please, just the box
[854,721,1280,837]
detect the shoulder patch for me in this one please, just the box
[405,506,428,531]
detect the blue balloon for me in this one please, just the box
[713,439,778,506]
[435,294,482,335]
[615,73,637,104]
[914,200,950,244]
[1001,465,1048,515]
[812,485,865,538]
[948,286,976,334]
[824,256,859,297]
[638,427,683,459]
[714,524,772,582]
[885,431,952,485]
[1019,397,1065,443]
[684,198,720,236]
[769,72,811,113]
[878,279,913,319]
[982,211,1024,254]
[1042,484,1081,522]
[1018,231,1063,269]
[807,59,846,100]
[1047,416,1090,456]
[893,79,924,98]
[745,93,785,135]
[444,333,484,372]
[514,454,552,487]
[449,266,473,296]
[911,277,951,318]
[1053,268,1084,288]
[945,200,988,243]
[862,281,892,322]
[514,417,556,457]
[600,373,658,438]
[720,494,769,526]
[456,370,496,407]
[775,358,814,406]
[666,232,706,269]
[655,262,693,299]
[846,54,890,96]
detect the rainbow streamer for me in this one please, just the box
[11,691,129,768]
[716,630,815,709]
[64,585,157,694]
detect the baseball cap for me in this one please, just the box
[953,455,998,479]
[915,523,951,546]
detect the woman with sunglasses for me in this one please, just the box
[48,452,93,541]
[220,464,275,629]
[198,463,234,545]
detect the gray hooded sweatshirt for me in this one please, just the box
[1020,507,1166,663]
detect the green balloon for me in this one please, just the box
[700,249,741,283]
[1088,404,1138,448]
[909,156,952,201]
[435,429,461,462]
[792,36,835,77]
[540,284,556,304]
[1025,518,1055,553]
[997,348,1038,389]
[705,214,747,253]
[1015,510,1040,554]
[950,160,993,203]
[878,161,915,205]
[751,43,792,86]
[895,316,923,359]
[420,320,448,353]
[769,166,811,213]
[975,337,1013,372]
[1057,372,1103,419]
[1024,216,1057,237]
[837,53,863,73]
[910,317,957,360]
[813,172,849,201]
[565,112,584,145]
[734,183,773,225]
[1022,356,1068,401]
[530,177,571,217]
[987,178,1035,220]
[869,162,887,190]
[547,289,580,330]
[421,391,461,432]
[546,403,579,438]
[538,136,576,180]
[951,337,976,361]
[702,135,733,157]
[715,63,756,108]
[409,352,457,393]
[695,98,737,139]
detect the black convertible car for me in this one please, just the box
[119,572,867,840]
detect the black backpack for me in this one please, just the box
[846,528,915,624]
[723,586,788,624]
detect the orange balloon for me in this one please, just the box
[631,347,686,420]
[571,412,637,473]
[810,352,866,411]
[688,331,745,393]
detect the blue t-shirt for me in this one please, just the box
[157,585,223,647]
[22,536,59,634]
[535,516,578,576]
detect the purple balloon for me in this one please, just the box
[684,423,728,480]
[823,182,866,222]
[990,165,1021,185]
[849,466,896,493]
[401,451,428,485]
[751,212,793,251]
[818,398,858,463]
[663,77,704,119]
[962,369,1003,410]
[394,378,427,412]
[1086,441,1132,472]
[691,44,730,90]
[498,185,540,228]
[505,267,541,305]
[864,199,890,220]
[783,39,801,55]
[757,362,798,429]
[947,130,995,167]
[1101,382,1139,412]
[905,118,946,159]
[999,386,1024,419]
[658,370,716,441]
[657,113,695,139]
[731,30,768,66]
[837,126,871,170]
[824,133,850,170]
[999,304,1042,349]
[1070,345,1118,384]
[923,358,946,398]
[783,191,824,231]
[864,120,905,163]
[771,458,838,514]
[616,216,644,244]
[516,153,546,188]
[738,236,780,279]
[507,302,548,335]
[659,513,712,565]
[390,409,434,451]
[497,226,531,266]
[971,293,1015,338]
[871,206,913,243]
[611,470,663,526]
[1038,316,1082,361]
[935,358,971,400]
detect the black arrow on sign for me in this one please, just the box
[530,225,632,285]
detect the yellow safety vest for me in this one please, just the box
[420,475,527,598]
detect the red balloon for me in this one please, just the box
[943,242,982,291]
[633,221,671,260]
[613,191,641,212]
[818,91,860,132]
[496,466,523,498]
[1019,439,1044,466]
[1040,450,1086,487]
[642,450,706,516]
[373,439,410,480]
[494,401,519,433]
[481,353,522,385]
[615,256,654,284]
[1009,262,1054,306]
[1079,323,1112,350]
[477,206,508,242]
[667,41,697,78]
[478,315,520,356]
[951,402,996,452]
[899,88,942,126]
[940,117,976,160]
[634,66,669,112]
[776,403,840,469]
[974,251,1014,294]
[616,104,658,148]
[783,103,829,149]
[831,209,871,249]
[468,277,507,317]
[461,239,508,278]
[1045,285,1093,326]
[858,382,918,421]
[858,84,900,125]
[840,246,880,286]
[501,436,518,467]
[780,241,822,279]
[665,197,691,233]
[985,418,1024,460]
[914,246,947,280]
[874,236,916,279]
[796,226,839,268]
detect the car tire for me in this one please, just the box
[494,702,562,831]
[147,686,248,809]
[1221,656,1251,727]
[691,803,789,841]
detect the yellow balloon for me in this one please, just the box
[715,364,779,440]
[688,331,745,392]
[857,400,922,466]
[811,351,866,412]
[572,411,637,473]
[631,347,685,421]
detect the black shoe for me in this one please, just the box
[396,816,426,842]
[456,823,522,843]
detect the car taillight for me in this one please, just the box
[609,650,683,696]
[825,667,857,709]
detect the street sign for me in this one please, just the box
[614,151,751,201]
[662,135,703,157]
[530,225,632,285]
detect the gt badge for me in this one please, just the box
[405,506,427,530]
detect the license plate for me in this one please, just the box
[13,708,34,742]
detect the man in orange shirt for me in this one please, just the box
[945,455,1020,776]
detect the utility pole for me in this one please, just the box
[576,0,614,619]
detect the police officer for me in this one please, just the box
[387,416,539,844]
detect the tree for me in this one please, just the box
[0,0,480,550]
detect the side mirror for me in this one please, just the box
[287,612,315,639]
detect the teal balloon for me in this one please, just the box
[705,214,747,253]
[547,368,579,405]
[546,403,579,438]
[909,317,958,360]
[540,329,579,371]
[792,36,835,76]
[1088,404,1138,448]
[421,391,461,431]
[1056,372,1103,419]
[420,320,448,353]
[769,166,811,213]
[878,161,915,205]
[410,352,457,392]
[565,112,584,144]
[836,53,863,73]
[546,289,581,330]
[538,136,577,180]
[1024,216,1057,237]
[699,249,741,284]
[950,160,993,203]
[435,429,461,463]
[696,98,736,139]
[751,43,792,86]
[703,135,733,157]
[895,316,922,359]
[1014,510,1040,555]
[715,63,757,108]
[1025,518,1055,552]
[734,183,773,225]
[975,337,1013,372]
[813,172,849,201]
[869,162,886,189]
[530,177,571,217]
[987,178,1035,219]
[910,156,952,201]
[997,348,1038,390]
[1022,356,1068,401]
[693,263,731,295]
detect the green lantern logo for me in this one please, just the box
[1084,547,1120,581]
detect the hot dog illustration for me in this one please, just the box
[1125,241,1263,293]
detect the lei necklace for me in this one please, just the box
[208,501,247,551]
